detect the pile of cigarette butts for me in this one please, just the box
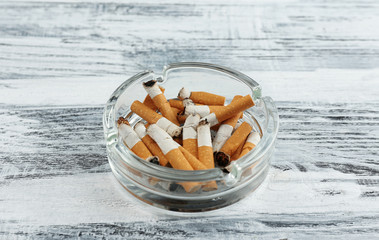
[117,79,261,175]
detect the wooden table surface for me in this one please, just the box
[1,0,378,239]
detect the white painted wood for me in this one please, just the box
[0,0,378,239]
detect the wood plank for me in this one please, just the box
[0,0,379,80]
[1,69,379,106]
[0,171,378,238]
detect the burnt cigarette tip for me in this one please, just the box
[143,80,157,87]
[178,87,190,99]
[215,152,230,167]
[117,117,129,126]
[199,119,209,125]
[148,156,160,165]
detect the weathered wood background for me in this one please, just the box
[1,0,378,239]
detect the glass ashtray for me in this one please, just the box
[103,62,279,212]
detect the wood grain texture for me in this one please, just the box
[0,0,379,239]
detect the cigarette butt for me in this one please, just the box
[134,122,169,166]
[118,118,156,162]
[223,95,244,125]
[143,80,180,126]
[215,122,252,167]
[178,87,225,106]
[185,104,225,118]
[238,131,261,159]
[131,100,182,137]
[201,94,254,127]
[146,124,193,170]
[212,124,234,153]
[143,86,165,111]
[197,120,215,169]
[183,98,224,118]
[212,95,243,152]
[169,99,184,111]
[196,119,218,191]
[179,146,207,170]
[183,114,200,158]
[117,118,160,187]
[147,124,200,192]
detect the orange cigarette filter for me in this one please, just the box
[179,87,225,106]
[238,131,261,159]
[197,120,214,169]
[198,146,214,169]
[147,124,201,192]
[169,99,184,111]
[230,138,245,161]
[222,95,244,126]
[215,121,252,167]
[143,86,165,111]
[179,146,207,170]
[143,80,180,126]
[171,107,181,116]
[201,94,254,127]
[183,139,197,157]
[212,95,243,152]
[134,122,169,166]
[196,119,217,191]
[182,114,200,158]
[130,100,181,137]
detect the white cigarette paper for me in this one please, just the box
[183,114,200,140]
[134,122,147,139]
[178,87,191,99]
[183,98,212,117]
[143,80,161,99]
[212,124,234,152]
[156,117,182,137]
[197,120,212,147]
[201,113,219,127]
[147,124,179,155]
[246,131,261,145]
[119,123,141,148]
[185,105,211,117]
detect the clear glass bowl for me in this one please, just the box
[103,62,279,212]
